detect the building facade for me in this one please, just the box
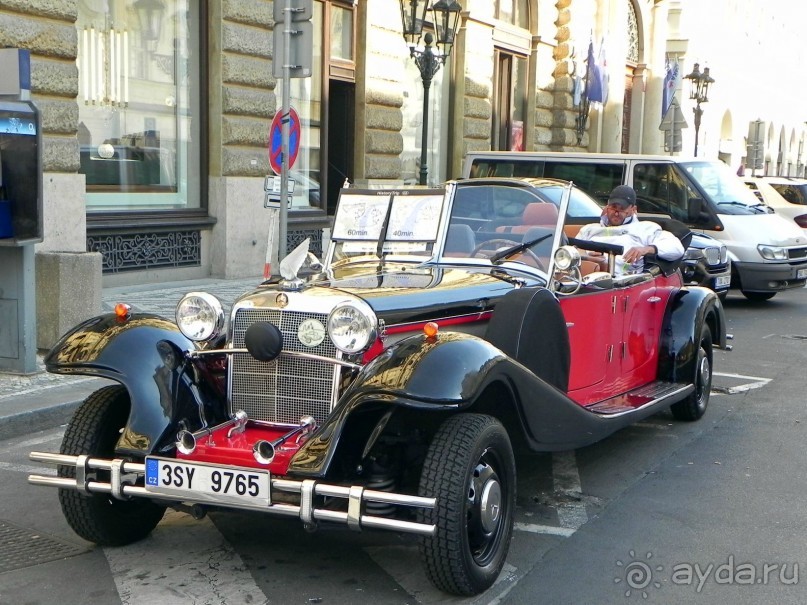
[2,0,806,322]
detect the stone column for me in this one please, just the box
[628,64,647,153]
[642,0,669,154]
[598,0,628,153]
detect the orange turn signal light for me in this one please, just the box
[423,322,439,337]
[114,303,131,319]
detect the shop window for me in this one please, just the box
[77,0,201,213]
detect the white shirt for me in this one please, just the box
[577,215,684,274]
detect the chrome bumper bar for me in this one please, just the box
[28,452,436,537]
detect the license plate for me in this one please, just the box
[714,275,731,288]
[145,457,270,506]
[798,268,807,280]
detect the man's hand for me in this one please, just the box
[622,245,655,264]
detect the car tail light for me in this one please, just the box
[795,214,807,229]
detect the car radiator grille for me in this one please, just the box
[229,308,339,424]
[703,246,727,266]
[788,246,807,261]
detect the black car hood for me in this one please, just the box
[326,263,526,325]
[252,263,529,326]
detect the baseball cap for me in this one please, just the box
[607,185,637,208]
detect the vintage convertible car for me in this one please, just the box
[29,178,729,596]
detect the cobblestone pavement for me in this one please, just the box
[101,275,265,317]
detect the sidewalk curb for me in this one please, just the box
[0,400,81,441]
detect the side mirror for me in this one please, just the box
[687,197,704,222]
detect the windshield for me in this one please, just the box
[682,161,769,215]
[444,182,568,271]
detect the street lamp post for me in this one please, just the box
[683,63,715,157]
[399,0,462,185]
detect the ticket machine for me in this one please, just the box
[0,49,42,373]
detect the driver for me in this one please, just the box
[577,185,684,274]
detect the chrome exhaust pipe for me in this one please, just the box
[253,416,316,465]
[176,410,249,455]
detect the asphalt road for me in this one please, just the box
[0,286,805,604]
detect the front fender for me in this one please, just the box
[288,331,616,475]
[288,332,507,475]
[45,313,207,456]
[659,286,726,383]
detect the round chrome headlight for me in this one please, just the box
[327,300,377,354]
[554,245,581,271]
[176,292,225,341]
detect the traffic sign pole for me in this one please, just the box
[279,0,292,264]
[268,0,311,271]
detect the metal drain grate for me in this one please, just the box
[0,520,90,572]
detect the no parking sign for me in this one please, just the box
[268,107,301,175]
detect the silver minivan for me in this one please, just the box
[464,152,807,301]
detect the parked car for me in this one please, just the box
[681,232,731,297]
[29,178,729,596]
[743,176,807,233]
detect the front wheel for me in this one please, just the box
[58,385,166,545]
[671,328,712,421]
[417,414,516,596]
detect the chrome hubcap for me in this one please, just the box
[479,479,502,533]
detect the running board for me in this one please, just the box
[587,381,693,417]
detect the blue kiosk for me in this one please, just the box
[0,49,42,373]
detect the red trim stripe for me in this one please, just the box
[384,311,493,335]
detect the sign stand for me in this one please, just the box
[265,0,311,275]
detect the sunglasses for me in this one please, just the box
[605,203,633,212]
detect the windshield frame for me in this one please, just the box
[436,179,574,281]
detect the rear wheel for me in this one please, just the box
[58,385,166,545]
[417,414,516,596]
[671,328,712,421]
[741,290,776,301]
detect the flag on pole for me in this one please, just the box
[585,39,604,103]
[662,58,680,119]
[596,38,608,104]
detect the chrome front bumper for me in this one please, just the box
[28,451,436,537]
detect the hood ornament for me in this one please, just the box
[279,238,323,291]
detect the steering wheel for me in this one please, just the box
[470,238,545,270]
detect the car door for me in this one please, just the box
[560,289,621,402]
[612,276,670,388]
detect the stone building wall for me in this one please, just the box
[361,3,405,181]
[461,18,494,157]
[0,0,79,173]
[209,0,275,178]
[206,0,276,279]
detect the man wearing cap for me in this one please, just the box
[577,185,684,274]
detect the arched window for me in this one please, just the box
[496,0,529,29]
